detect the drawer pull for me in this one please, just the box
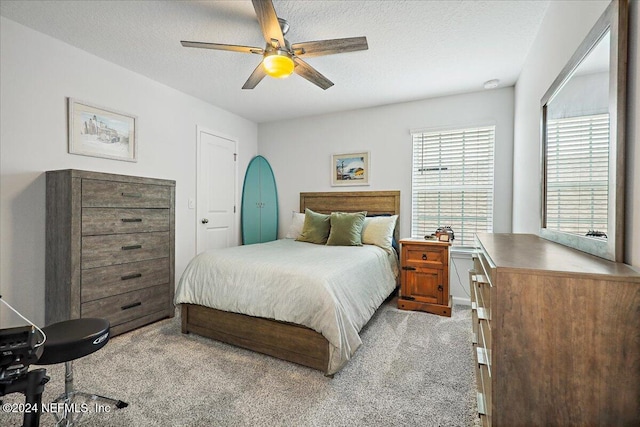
[121,244,142,251]
[121,218,143,223]
[477,347,490,366]
[477,392,487,415]
[121,301,142,311]
[121,273,142,281]
[422,253,427,260]
[121,192,142,198]
[402,266,416,271]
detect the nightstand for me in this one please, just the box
[398,238,452,317]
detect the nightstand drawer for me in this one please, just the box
[82,208,170,235]
[404,246,446,266]
[82,179,172,208]
[81,231,170,269]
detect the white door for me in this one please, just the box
[197,127,237,253]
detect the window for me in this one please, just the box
[411,126,495,247]
[545,113,609,236]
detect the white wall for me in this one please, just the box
[0,18,258,326]
[627,0,640,268]
[513,0,640,268]
[258,88,515,303]
[449,252,476,305]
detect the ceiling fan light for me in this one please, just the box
[263,53,294,78]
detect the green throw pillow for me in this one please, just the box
[326,211,367,246]
[296,209,331,244]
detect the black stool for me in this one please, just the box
[36,318,128,426]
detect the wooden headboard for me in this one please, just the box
[300,191,401,241]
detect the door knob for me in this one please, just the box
[201,218,209,224]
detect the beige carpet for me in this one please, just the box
[2,298,480,426]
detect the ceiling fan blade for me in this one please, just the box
[293,58,334,90]
[292,36,368,58]
[181,41,263,55]
[252,0,285,48]
[242,63,267,89]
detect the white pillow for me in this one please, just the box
[284,211,306,239]
[362,215,398,252]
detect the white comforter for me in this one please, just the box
[174,239,398,374]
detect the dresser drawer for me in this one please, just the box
[472,305,479,344]
[478,319,491,350]
[82,179,172,208]
[475,279,491,312]
[404,245,447,266]
[81,258,170,302]
[478,280,491,312]
[478,363,492,425]
[477,251,494,287]
[82,208,170,235]
[81,231,170,269]
[81,284,170,327]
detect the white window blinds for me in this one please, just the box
[545,113,609,235]
[411,126,495,246]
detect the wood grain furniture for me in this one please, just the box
[398,238,451,316]
[470,233,640,426]
[241,155,278,245]
[181,190,400,375]
[46,169,175,336]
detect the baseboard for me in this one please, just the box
[452,296,471,307]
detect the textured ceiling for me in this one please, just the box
[0,0,550,123]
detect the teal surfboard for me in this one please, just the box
[241,155,278,245]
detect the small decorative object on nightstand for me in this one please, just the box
[398,238,451,317]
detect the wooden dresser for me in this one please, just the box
[398,238,451,316]
[470,233,640,426]
[46,170,175,336]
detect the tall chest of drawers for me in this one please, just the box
[470,233,640,426]
[46,170,175,336]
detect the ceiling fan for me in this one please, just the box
[180,0,368,90]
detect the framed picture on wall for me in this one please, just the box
[68,98,137,162]
[331,151,370,186]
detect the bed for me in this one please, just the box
[176,191,400,375]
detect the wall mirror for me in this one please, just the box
[540,0,628,262]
